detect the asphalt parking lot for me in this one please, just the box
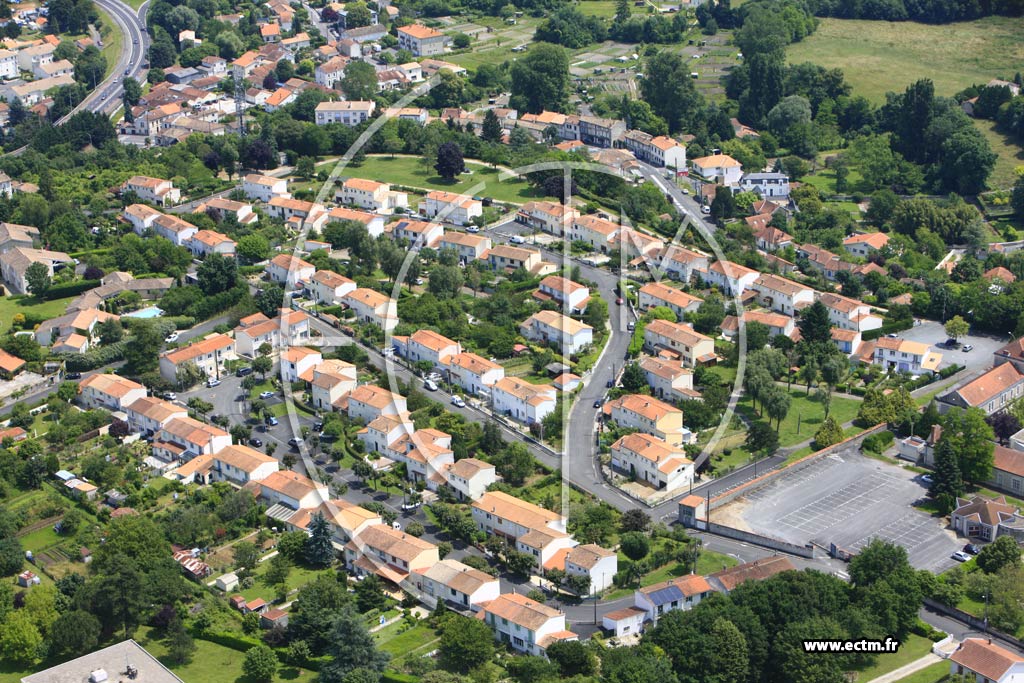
[898,320,1008,374]
[729,449,960,572]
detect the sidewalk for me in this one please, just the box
[866,652,942,683]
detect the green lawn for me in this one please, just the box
[787,17,1024,104]
[605,547,738,599]
[237,561,332,603]
[95,8,125,79]
[344,155,542,204]
[890,660,950,683]
[18,525,62,554]
[851,634,935,682]
[0,295,75,335]
[576,0,622,18]
[375,622,439,655]
[973,118,1024,189]
[737,386,861,448]
[136,627,317,683]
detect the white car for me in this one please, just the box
[259,391,275,399]
[206,378,221,388]
[509,235,526,244]
[424,379,438,391]
[701,205,711,215]
[466,226,480,233]
[951,551,971,562]
[165,331,179,343]
[451,395,466,408]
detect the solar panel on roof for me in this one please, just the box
[646,586,683,606]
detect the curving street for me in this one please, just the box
[79,0,148,119]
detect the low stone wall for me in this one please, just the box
[705,521,815,558]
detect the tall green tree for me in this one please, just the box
[509,43,571,114]
[319,604,390,683]
[640,50,702,133]
[438,615,495,674]
[242,644,278,683]
[304,512,335,567]
[24,261,51,297]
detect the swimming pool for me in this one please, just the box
[124,306,164,319]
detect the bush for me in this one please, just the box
[41,279,101,300]
[861,431,895,454]
[60,341,127,371]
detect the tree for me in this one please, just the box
[848,539,922,639]
[166,618,196,664]
[709,186,736,224]
[641,50,702,133]
[621,362,647,392]
[930,439,964,514]
[620,509,651,533]
[353,574,387,613]
[47,610,99,657]
[494,443,534,486]
[745,421,779,456]
[707,617,749,683]
[977,535,1022,574]
[319,604,390,683]
[546,640,595,677]
[814,416,844,448]
[305,512,335,567]
[944,315,969,342]
[197,252,238,295]
[97,318,123,345]
[434,142,465,181]
[438,615,494,674]
[1013,175,1024,218]
[940,408,995,484]
[340,60,376,100]
[583,296,609,331]
[233,541,260,573]
[0,610,42,665]
[24,261,51,297]
[797,301,832,345]
[620,531,651,561]
[74,45,107,87]
[243,644,278,683]
[481,109,503,143]
[237,234,271,263]
[253,355,273,379]
[510,43,571,114]
[987,412,1021,445]
[264,553,292,588]
[124,320,162,374]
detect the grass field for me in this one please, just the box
[0,295,75,335]
[851,634,934,681]
[891,660,950,683]
[787,17,1024,104]
[95,8,125,79]
[737,386,862,448]
[973,118,1024,189]
[345,155,542,204]
[237,562,331,603]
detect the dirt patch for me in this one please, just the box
[711,498,752,531]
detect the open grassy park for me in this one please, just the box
[737,385,862,449]
[786,17,1024,104]
[345,155,543,204]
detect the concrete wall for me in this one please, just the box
[705,521,815,558]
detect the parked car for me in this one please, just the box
[509,235,526,244]
[288,437,302,448]
[963,543,981,555]
[593,399,602,409]
[450,395,466,408]
[161,392,177,401]
[920,474,933,485]
[962,344,974,352]
[466,226,480,233]
[65,372,82,380]
[615,297,624,305]
[313,422,323,432]
[606,379,614,388]
[236,366,253,377]
[424,379,438,391]
[206,378,221,388]
[627,321,636,331]
[265,416,279,426]
[401,502,420,511]
[249,437,263,447]
[165,331,179,343]
[951,551,971,562]
[701,205,711,214]
[259,391,275,399]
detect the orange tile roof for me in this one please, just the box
[479,593,562,631]
[80,373,143,397]
[398,23,444,39]
[951,638,1024,681]
[0,349,25,373]
[162,333,234,365]
[952,364,1024,407]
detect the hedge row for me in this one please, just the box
[60,341,126,371]
[195,631,328,671]
[42,279,101,300]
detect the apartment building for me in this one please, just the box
[448,352,505,396]
[159,333,237,383]
[611,432,694,491]
[519,310,593,354]
[396,23,450,57]
[314,100,376,126]
[281,346,322,383]
[472,491,563,541]
[603,393,691,446]
[623,130,686,168]
[419,190,482,226]
[637,282,702,319]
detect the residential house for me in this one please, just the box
[396,23,449,57]
[615,228,665,260]
[412,558,501,611]
[873,337,943,375]
[534,275,590,314]
[282,346,322,383]
[0,247,73,294]
[690,154,743,186]
[519,310,593,354]
[260,22,281,42]
[560,544,617,595]
[485,245,553,276]
[125,397,187,436]
[186,229,236,258]
[752,273,814,316]
[151,214,198,246]
[490,377,557,426]
[346,523,439,584]
[448,352,505,396]
[158,333,237,383]
[604,394,691,446]
[516,201,579,236]
[659,246,709,283]
[752,224,794,253]
[196,198,256,226]
[817,292,884,333]
[720,310,795,340]
[314,100,376,126]
[0,222,39,252]
[267,253,316,289]
[395,329,462,368]
[308,269,356,305]
[637,282,702,319]
[315,55,348,89]
[939,363,1024,414]
[438,232,492,263]
[634,574,713,625]
[267,498,381,552]
[1,74,75,106]
[327,206,385,236]
[701,259,760,296]
[570,215,619,253]
[951,495,1024,542]
[798,244,856,281]
[738,172,790,198]
[309,359,358,411]
[517,526,578,572]
[602,607,647,638]
[242,174,290,203]
[643,319,716,367]
[611,432,694,491]
[623,130,686,168]
[477,594,576,656]
[707,556,797,594]
[345,384,407,424]
[579,115,626,148]
[248,470,328,510]
[993,336,1024,374]
[33,308,119,348]
[949,638,1024,683]
[343,288,398,331]
[0,49,17,79]
[155,417,231,461]
[233,309,311,356]
[639,357,698,403]
[266,198,327,231]
[419,190,482,226]
[387,219,444,249]
[444,457,497,501]
[991,445,1024,497]
[78,374,147,412]
[337,178,406,212]
[841,233,890,262]
[121,176,181,206]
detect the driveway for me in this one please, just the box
[897,320,1008,374]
